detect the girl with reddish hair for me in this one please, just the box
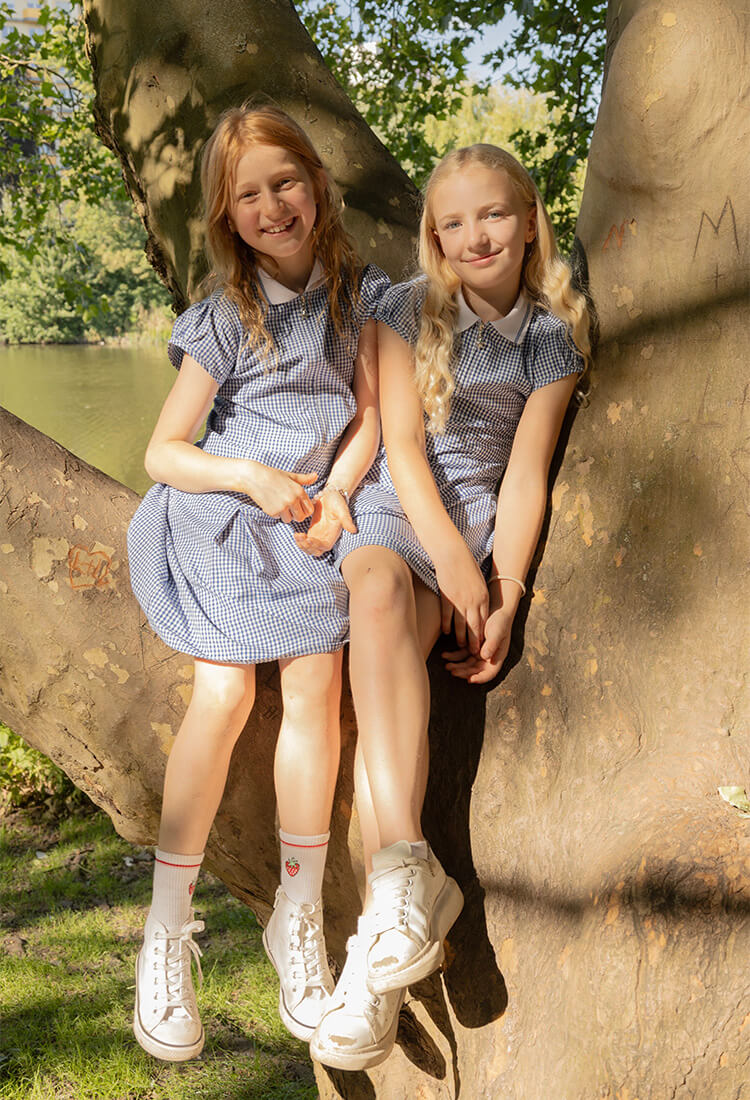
[127,102,389,1060]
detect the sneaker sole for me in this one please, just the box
[133,952,205,1062]
[310,990,405,1071]
[262,928,325,1041]
[367,875,464,994]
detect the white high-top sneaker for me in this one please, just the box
[310,916,405,1071]
[133,910,205,1061]
[366,841,464,993]
[263,887,334,1040]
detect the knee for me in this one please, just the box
[282,656,341,724]
[190,666,254,727]
[349,562,412,630]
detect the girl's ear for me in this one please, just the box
[526,206,538,244]
[431,226,444,256]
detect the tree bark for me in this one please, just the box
[1,1,748,1097]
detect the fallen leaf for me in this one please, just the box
[718,787,750,817]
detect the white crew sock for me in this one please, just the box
[279,829,330,906]
[150,847,204,929]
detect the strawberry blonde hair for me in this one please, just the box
[416,144,591,431]
[199,102,362,357]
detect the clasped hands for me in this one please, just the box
[436,552,514,685]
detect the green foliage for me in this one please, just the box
[298,0,606,246]
[0,723,78,809]
[0,194,172,343]
[481,2,606,245]
[0,2,125,268]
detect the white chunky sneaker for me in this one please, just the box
[366,841,464,994]
[133,910,205,1061]
[310,917,405,1071]
[262,887,334,1040]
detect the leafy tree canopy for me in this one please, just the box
[0,1,125,268]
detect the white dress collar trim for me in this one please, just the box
[257,259,325,304]
[456,289,534,344]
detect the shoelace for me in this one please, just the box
[370,864,417,935]
[287,907,328,990]
[151,919,204,1015]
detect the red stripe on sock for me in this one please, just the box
[282,841,329,849]
[155,858,203,868]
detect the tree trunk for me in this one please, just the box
[1,1,748,1097]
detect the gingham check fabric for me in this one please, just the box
[127,264,390,663]
[336,278,583,593]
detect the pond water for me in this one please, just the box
[0,343,176,496]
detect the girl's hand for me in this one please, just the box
[435,548,490,656]
[243,463,317,523]
[442,606,514,684]
[294,487,357,557]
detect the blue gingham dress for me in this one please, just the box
[336,277,583,592]
[127,263,390,663]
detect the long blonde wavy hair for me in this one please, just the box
[416,144,591,431]
[199,102,362,358]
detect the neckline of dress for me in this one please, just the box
[256,259,325,305]
[456,289,534,346]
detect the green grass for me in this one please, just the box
[0,807,318,1099]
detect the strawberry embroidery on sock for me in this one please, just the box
[188,881,195,896]
[285,856,300,878]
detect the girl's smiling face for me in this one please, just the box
[230,142,318,281]
[431,163,536,315]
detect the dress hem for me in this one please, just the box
[143,620,348,665]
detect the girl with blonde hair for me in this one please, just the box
[299,143,591,1070]
[127,102,389,1061]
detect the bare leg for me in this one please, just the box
[354,743,379,884]
[158,659,255,854]
[343,547,441,849]
[274,650,343,836]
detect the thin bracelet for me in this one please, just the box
[488,574,527,597]
[323,484,350,507]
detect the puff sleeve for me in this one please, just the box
[355,264,392,328]
[167,292,244,387]
[527,317,584,391]
[374,278,427,348]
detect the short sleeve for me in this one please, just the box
[374,279,426,348]
[527,318,584,391]
[355,264,391,327]
[167,292,244,387]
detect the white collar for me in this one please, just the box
[456,289,533,344]
[257,259,325,304]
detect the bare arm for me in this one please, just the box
[378,321,489,653]
[294,319,380,555]
[144,353,316,523]
[444,372,578,682]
